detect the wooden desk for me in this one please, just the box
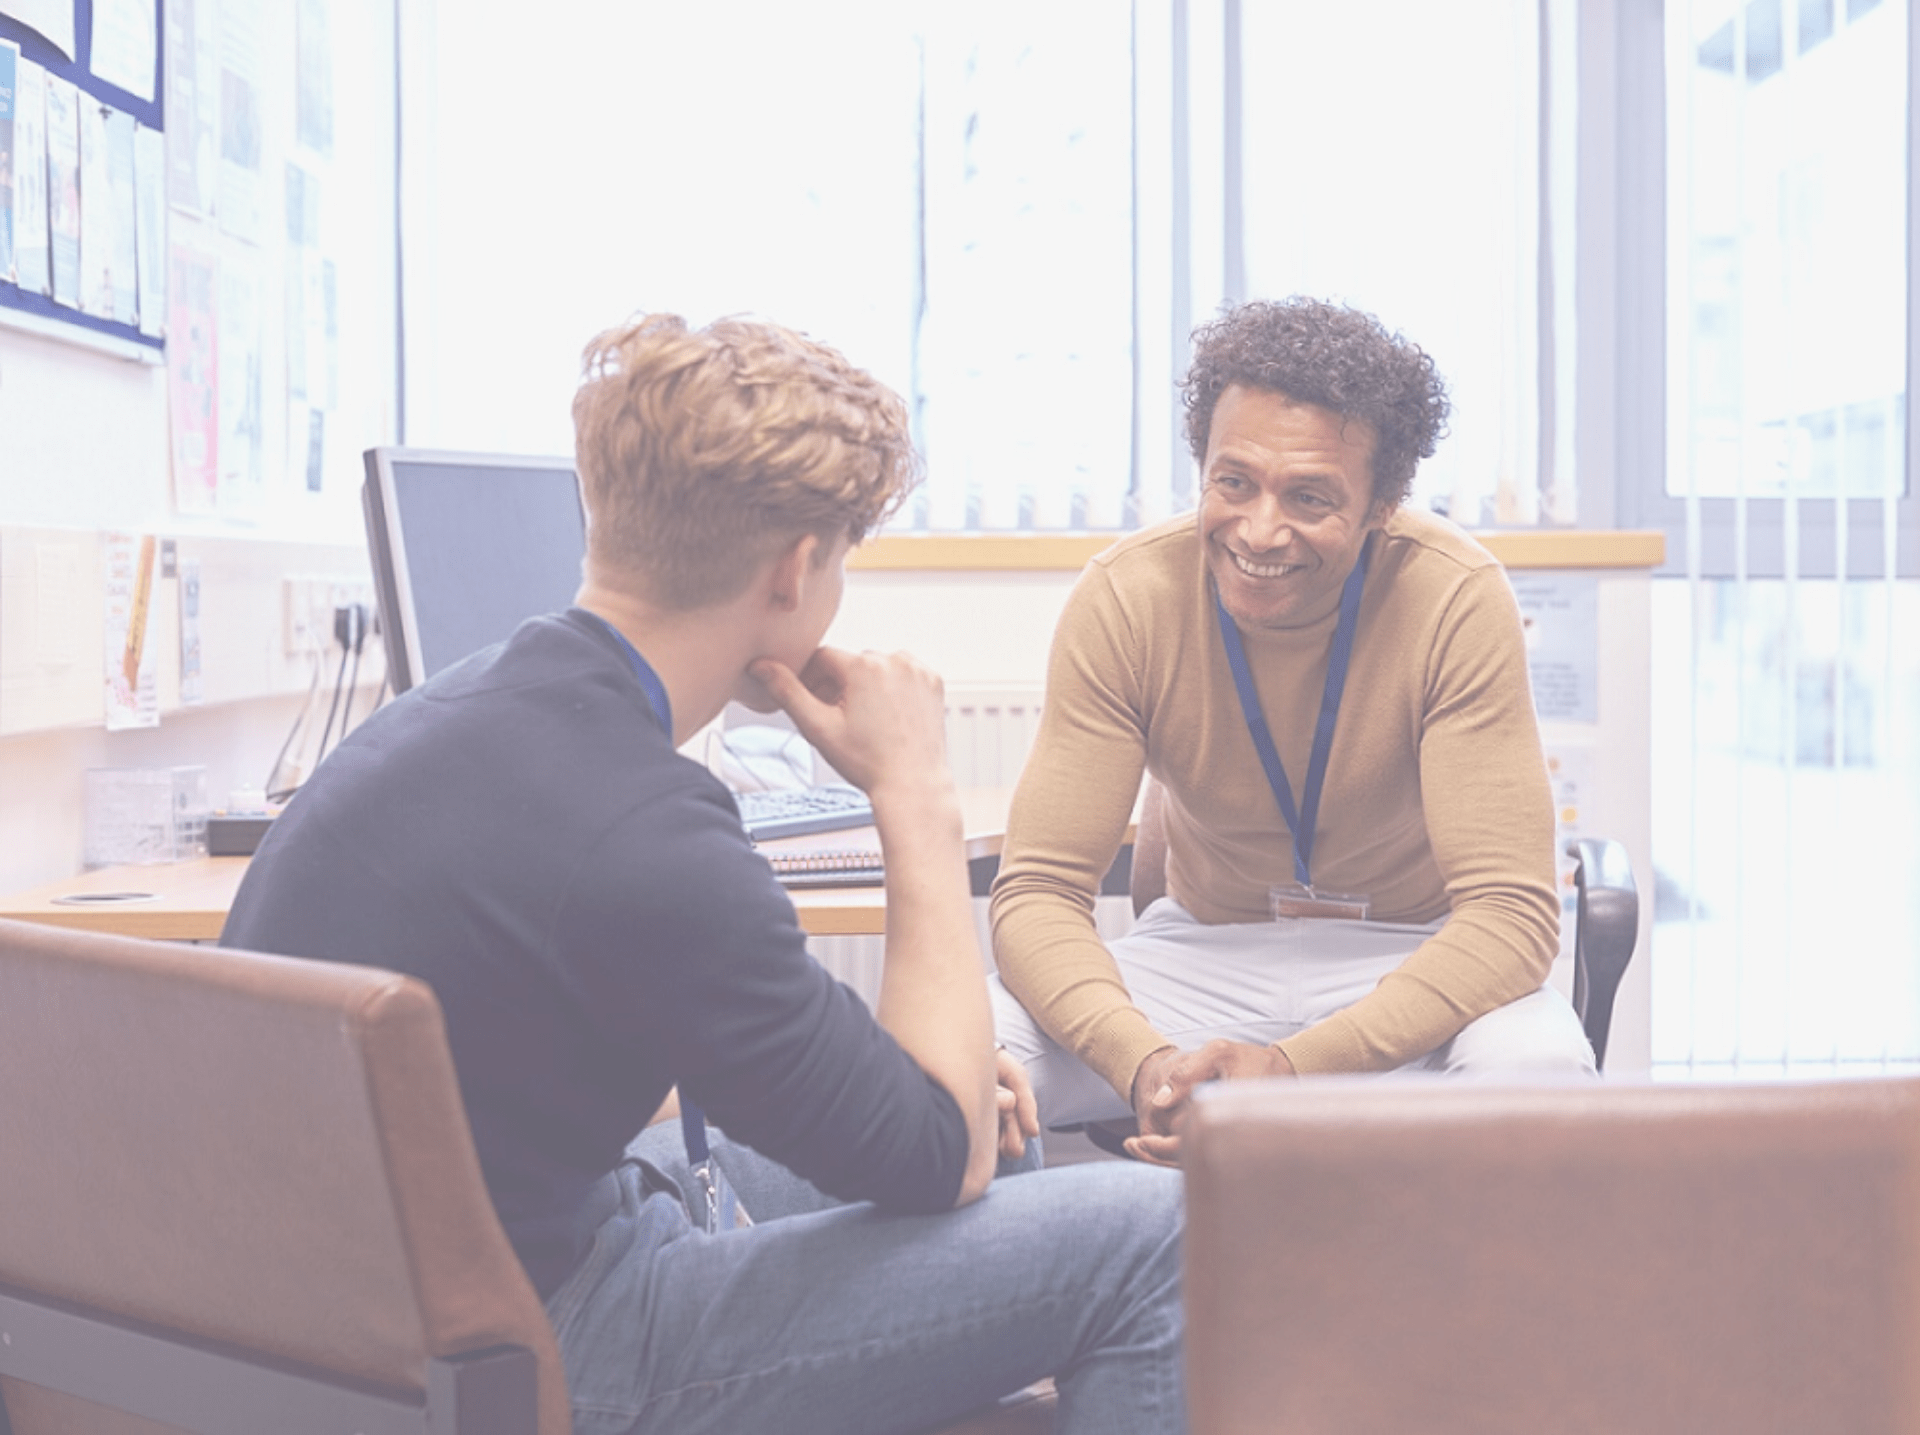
[0,857,249,942]
[0,790,1022,942]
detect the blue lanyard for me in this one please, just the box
[1212,542,1371,891]
[580,610,674,740]
[578,612,722,1176]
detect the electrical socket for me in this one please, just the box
[283,576,375,656]
[282,577,321,656]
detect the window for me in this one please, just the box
[400,1,1567,534]
[1635,0,1920,1075]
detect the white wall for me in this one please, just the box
[0,548,1654,1076]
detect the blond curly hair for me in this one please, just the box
[572,313,922,610]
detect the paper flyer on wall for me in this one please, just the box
[163,0,216,218]
[178,558,204,706]
[288,250,335,412]
[12,55,47,293]
[0,0,74,60]
[217,2,263,243]
[218,258,263,506]
[1513,573,1600,724]
[103,532,160,731]
[291,404,322,492]
[167,246,218,514]
[133,121,163,334]
[0,40,17,284]
[295,0,332,158]
[43,69,76,305]
[319,256,338,408]
[77,96,111,314]
[89,0,157,103]
[284,159,315,399]
[104,105,137,323]
[1544,742,1594,912]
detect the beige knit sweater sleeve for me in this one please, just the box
[990,552,1165,1100]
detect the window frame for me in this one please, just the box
[1607,0,1920,579]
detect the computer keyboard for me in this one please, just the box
[735,785,875,842]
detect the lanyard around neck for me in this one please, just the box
[580,613,721,1167]
[581,610,674,738]
[1212,541,1371,891]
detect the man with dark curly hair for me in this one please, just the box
[990,297,1593,1163]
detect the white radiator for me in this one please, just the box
[941,684,1047,788]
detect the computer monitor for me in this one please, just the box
[362,447,587,694]
[360,445,875,843]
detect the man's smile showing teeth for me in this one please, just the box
[1230,550,1300,579]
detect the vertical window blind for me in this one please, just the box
[1654,0,1919,1076]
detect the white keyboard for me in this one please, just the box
[735,785,875,842]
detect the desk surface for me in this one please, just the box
[0,789,1020,942]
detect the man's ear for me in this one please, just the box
[765,532,821,613]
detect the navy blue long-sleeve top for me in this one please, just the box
[223,610,968,1295]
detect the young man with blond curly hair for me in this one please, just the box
[225,313,1184,1435]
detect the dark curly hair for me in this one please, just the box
[1181,298,1450,509]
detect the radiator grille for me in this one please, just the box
[942,685,1046,788]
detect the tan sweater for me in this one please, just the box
[989,507,1559,1096]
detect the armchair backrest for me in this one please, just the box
[1183,1074,1920,1434]
[0,917,569,1435]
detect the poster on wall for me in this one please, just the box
[43,68,77,304]
[105,104,137,323]
[12,55,48,294]
[76,93,108,312]
[132,119,162,333]
[1545,742,1594,913]
[1,40,17,283]
[167,245,218,513]
[178,558,204,706]
[295,0,331,157]
[1513,573,1601,724]
[0,0,74,60]
[89,0,157,103]
[163,0,216,218]
[216,2,263,242]
[217,257,263,504]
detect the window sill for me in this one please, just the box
[851,530,1667,572]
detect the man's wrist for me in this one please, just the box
[867,777,962,838]
[1129,1044,1178,1111]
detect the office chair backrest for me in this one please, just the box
[1184,1075,1920,1435]
[0,918,569,1435]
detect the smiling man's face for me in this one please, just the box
[1197,385,1390,631]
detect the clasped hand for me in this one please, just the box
[1123,1039,1295,1167]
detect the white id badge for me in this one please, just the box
[1270,884,1371,922]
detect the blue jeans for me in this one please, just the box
[545,1125,1186,1435]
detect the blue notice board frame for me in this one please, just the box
[0,0,166,355]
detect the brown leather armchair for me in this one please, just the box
[0,918,1052,1435]
[1182,1073,1920,1434]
